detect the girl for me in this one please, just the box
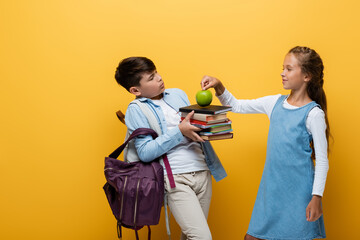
[201,46,330,240]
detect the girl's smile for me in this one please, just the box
[281,53,309,91]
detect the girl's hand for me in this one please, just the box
[201,75,225,96]
[178,111,204,142]
[306,195,323,222]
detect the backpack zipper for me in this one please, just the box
[119,176,128,221]
[133,179,141,225]
[104,167,139,172]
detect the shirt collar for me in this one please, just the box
[135,90,170,103]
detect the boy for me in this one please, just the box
[115,57,227,240]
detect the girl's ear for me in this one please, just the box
[304,73,312,83]
[129,86,141,97]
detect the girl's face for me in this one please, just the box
[281,53,310,91]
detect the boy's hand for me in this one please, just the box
[201,75,225,96]
[179,111,204,142]
[306,195,323,222]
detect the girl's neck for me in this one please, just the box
[287,89,312,107]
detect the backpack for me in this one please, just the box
[103,128,164,240]
[103,100,175,240]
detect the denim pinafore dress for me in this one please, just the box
[247,95,326,240]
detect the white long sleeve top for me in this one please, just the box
[217,89,329,196]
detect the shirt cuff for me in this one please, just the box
[216,88,230,104]
[312,191,324,197]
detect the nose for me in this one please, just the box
[280,70,285,77]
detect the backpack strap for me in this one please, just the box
[132,100,176,189]
[122,101,160,163]
[131,100,174,239]
[132,100,161,135]
[117,101,174,239]
[109,128,158,159]
[116,110,125,125]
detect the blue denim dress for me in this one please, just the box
[247,95,326,240]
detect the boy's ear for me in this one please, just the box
[129,86,142,97]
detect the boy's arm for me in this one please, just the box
[125,104,184,162]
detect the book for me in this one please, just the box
[179,104,232,115]
[200,133,233,141]
[181,117,230,125]
[200,125,232,133]
[200,129,233,136]
[180,112,227,122]
[189,120,232,129]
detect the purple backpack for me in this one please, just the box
[103,128,170,240]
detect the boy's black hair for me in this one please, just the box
[115,57,156,91]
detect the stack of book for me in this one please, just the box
[179,104,233,141]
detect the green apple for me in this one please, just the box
[196,90,212,107]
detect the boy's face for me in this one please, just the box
[130,70,165,99]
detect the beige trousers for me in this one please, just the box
[164,170,212,240]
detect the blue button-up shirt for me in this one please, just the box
[124,88,227,182]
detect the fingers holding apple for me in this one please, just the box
[201,75,217,90]
[201,75,225,96]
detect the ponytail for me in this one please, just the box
[307,75,330,143]
[289,46,331,155]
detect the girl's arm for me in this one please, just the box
[201,75,280,117]
[308,108,329,196]
[217,89,281,117]
[306,108,329,222]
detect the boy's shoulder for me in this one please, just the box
[125,88,189,113]
[164,88,186,96]
[164,88,190,105]
[125,98,148,118]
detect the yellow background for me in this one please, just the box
[1,0,359,239]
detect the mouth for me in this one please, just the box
[160,83,165,89]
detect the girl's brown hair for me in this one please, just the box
[289,46,331,155]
